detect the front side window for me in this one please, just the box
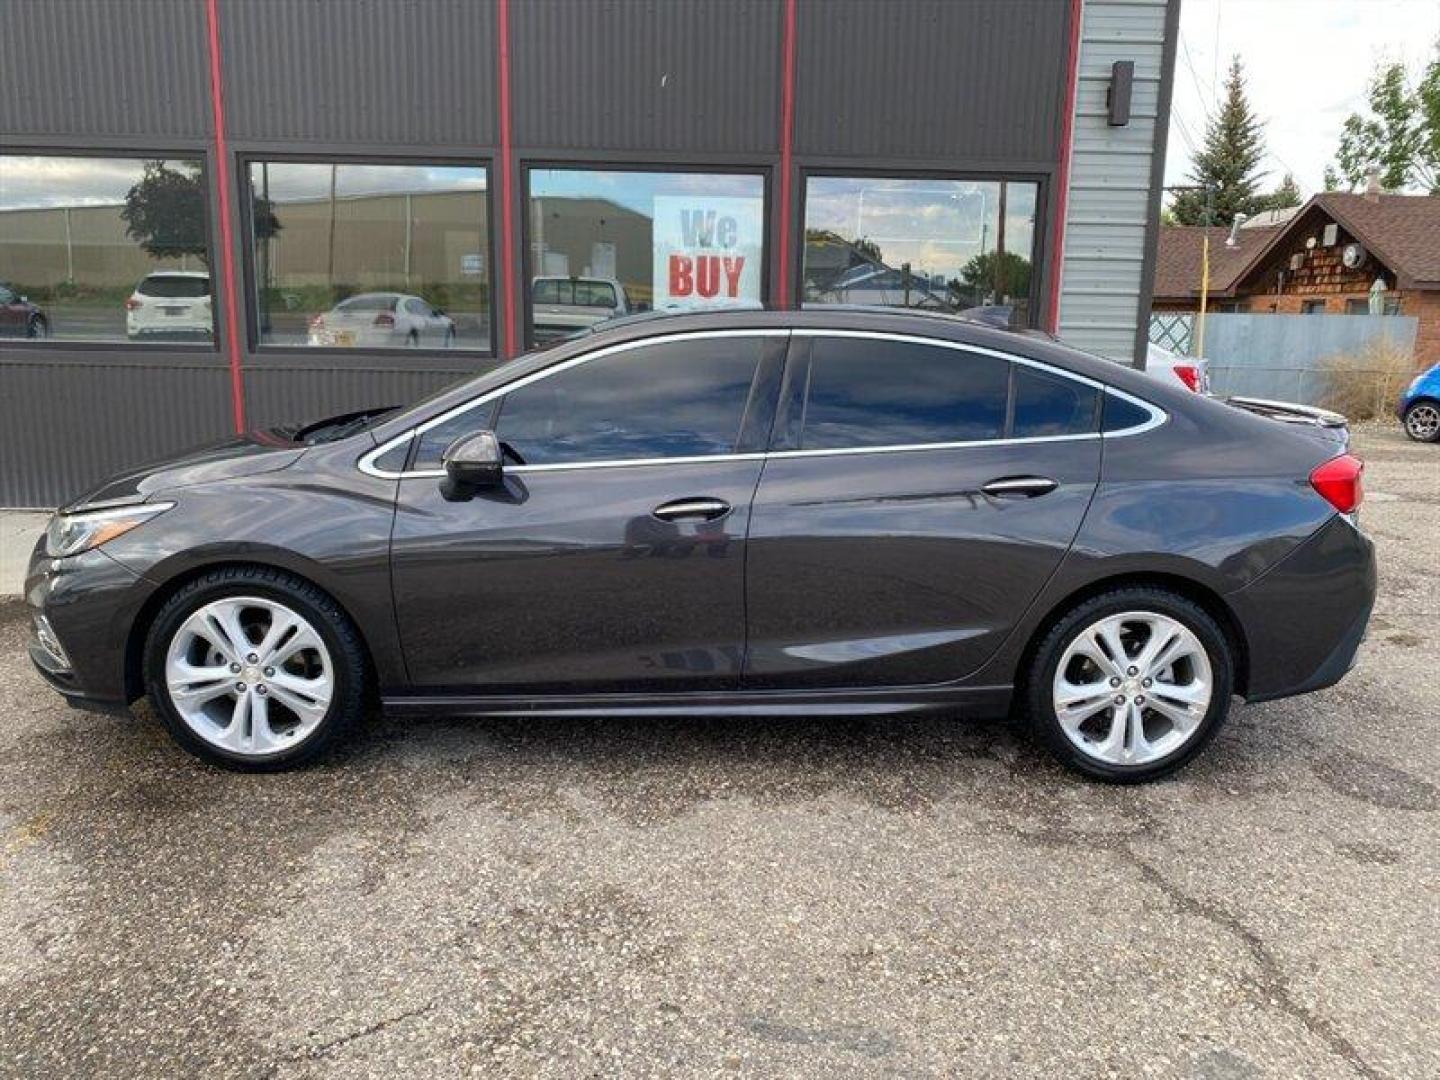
[247,161,490,352]
[799,337,1010,450]
[527,168,765,344]
[493,337,764,465]
[0,154,215,344]
[802,175,1039,328]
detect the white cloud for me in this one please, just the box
[1165,0,1440,196]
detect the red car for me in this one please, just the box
[0,282,48,338]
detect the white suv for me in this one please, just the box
[125,272,213,339]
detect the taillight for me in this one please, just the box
[308,314,325,330]
[1174,364,1201,392]
[1310,454,1364,514]
[373,312,395,327]
[125,297,143,311]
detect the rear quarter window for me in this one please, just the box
[1011,365,1099,437]
[1101,393,1154,433]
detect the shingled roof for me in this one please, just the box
[1153,224,1280,300]
[1154,193,1440,301]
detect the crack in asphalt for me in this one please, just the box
[278,1001,436,1065]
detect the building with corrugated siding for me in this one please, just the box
[0,0,1178,506]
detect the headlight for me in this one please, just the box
[45,502,174,558]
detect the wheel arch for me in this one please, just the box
[123,558,380,703]
[1014,571,1251,700]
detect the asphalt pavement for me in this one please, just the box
[0,425,1436,1078]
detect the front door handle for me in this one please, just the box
[981,476,1058,499]
[652,497,732,522]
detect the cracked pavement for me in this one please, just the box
[1,426,1436,1078]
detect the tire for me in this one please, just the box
[405,330,420,347]
[143,565,368,771]
[27,315,48,339]
[1022,587,1234,783]
[443,328,455,348]
[1402,400,1440,443]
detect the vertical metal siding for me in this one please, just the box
[0,0,211,141]
[793,0,1068,164]
[1056,0,1174,361]
[219,0,497,146]
[0,361,233,508]
[509,0,781,154]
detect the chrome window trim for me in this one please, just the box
[357,327,1167,480]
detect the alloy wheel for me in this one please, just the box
[1051,611,1214,766]
[163,596,334,758]
[1405,403,1439,441]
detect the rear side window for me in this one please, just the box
[337,295,396,312]
[138,275,209,298]
[799,337,1009,449]
[1011,365,1099,437]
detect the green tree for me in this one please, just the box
[1171,57,1269,226]
[1329,48,1440,194]
[121,160,281,268]
[955,250,1032,301]
[1255,173,1302,213]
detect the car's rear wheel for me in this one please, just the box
[26,315,48,339]
[144,566,367,770]
[1402,401,1440,442]
[1024,588,1233,782]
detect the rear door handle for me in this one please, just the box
[981,476,1058,499]
[652,497,732,522]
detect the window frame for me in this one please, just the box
[520,161,772,349]
[358,328,1165,480]
[0,145,222,356]
[237,152,499,361]
[795,168,1048,328]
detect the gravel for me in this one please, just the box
[1,425,1436,1079]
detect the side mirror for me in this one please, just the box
[442,430,503,489]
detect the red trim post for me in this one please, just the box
[776,0,798,307]
[1046,0,1084,335]
[497,0,518,358]
[204,0,247,433]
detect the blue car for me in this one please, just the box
[1399,361,1440,442]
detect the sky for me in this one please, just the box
[1164,0,1440,197]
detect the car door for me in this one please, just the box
[389,330,786,693]
[742,332,1102,689]
[0,285,24,336]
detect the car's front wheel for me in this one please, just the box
[144,566,367,770]
[1025,588,1233,782]
[1402,400,1440,443]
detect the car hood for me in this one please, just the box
[64,430,309,511]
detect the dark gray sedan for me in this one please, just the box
[24,309,1375,781]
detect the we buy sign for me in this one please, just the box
[652,195,763,309]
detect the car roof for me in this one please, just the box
[142,270,210,279]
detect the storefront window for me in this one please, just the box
[247,161,490,351]
[0,154,215,344]
[802,175,1039,327]
[527,168,765,343]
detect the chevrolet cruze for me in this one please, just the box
[25,309,1376,781]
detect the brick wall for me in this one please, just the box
[1409,290,1440,369]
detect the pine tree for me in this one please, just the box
[1255,173,1302,213]
[1171,57,1269,226]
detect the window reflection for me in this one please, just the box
[803,176,1039,327]
[527,169,765,344]
[247,162,489,351]
[0,155,215,344]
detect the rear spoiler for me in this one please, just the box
[1224,396,1349,430]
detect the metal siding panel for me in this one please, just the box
[794,0,1068,163]
[0,0,210,140]
[510,0,781,153]
[220,0,497,146]
[243,367,490,430]
[0,361,232,508]
[1057,0,1172,361]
